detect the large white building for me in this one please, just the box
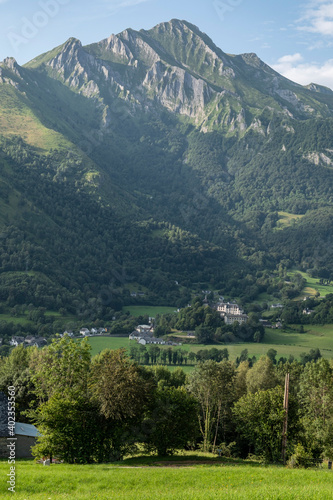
[217,302,248,324]
[217,302,243,316]
[224,313,248,325]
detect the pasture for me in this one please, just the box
[87,322,333,362]
[289,270,333,298]
[0,457,332,499]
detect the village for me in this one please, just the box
[7,296,286,350]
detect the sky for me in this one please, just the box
[1,0,333,89]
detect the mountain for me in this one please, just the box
[1,19,333,322]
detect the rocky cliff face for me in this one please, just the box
[1,19,331,135]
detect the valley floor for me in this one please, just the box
[87,323,333,362]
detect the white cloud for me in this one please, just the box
[273,54,333,90]
[277,53,304,64]
[298,1,333,36]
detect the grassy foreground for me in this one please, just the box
[1,458,333,499]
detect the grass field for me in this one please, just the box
[87,323,333,362]
[122,306,177,317]
[88,337,131,357]
[1,457,332,499]
[289,270,333,298]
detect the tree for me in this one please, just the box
[298,358,333,459]
[300,348,321,365]
[266,348,278,364]
[187,360,236,451]
[89,349,155,421]
[195,325,214,344]
[233,386,287,462]
[32,395,111,463]
[246,356,278,394]
[234,361,250,400]
[29,335,91,402]
[142,387,199,455]
[0,345,35,421]
[29,337,116,463]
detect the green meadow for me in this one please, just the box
[289,270,333,298]
[88,337,131,357]
[0,458,332,500]
[87,322,333,361]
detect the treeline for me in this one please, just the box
[1,337,332,466]
[129,344,229,365]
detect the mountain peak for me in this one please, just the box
[159,18,200,31]
[62,37,82,52]
[305,82,333,94]
[0,57,18,70]
[147,18,219,50]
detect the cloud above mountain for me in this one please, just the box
[298,1,333,36]
[273,52,333,89]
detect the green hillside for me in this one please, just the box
[1,20,333,323]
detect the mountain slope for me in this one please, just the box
[0,19,333,319]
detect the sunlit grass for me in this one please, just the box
[276,211,304,230]
[87,326,333,363]
[0,458,332,499]
[289,270,333,298]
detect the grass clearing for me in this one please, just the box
[0,458,332,499]
[0,310,76,326]
[276,211,304,229]
[289,270,333,298]
[0,313,33,326]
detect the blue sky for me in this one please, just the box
[1,0,333,89]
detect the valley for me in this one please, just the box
[0,19,333,358]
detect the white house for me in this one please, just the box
[224,313,248,325]
[136,325,153,334]
[24,336,36,345]
[129,331,141,340]
[303,308,315,315]
[33,338,47,348]
[80,328,90,336]
[10,336,25,347]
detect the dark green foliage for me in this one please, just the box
[298,359,333,459]
[32,395,113,464]
[233,386,286,462]
[0,345,36,421]
[142,386,199,455]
